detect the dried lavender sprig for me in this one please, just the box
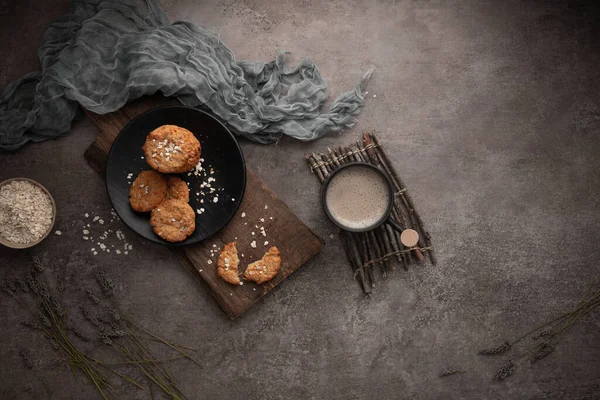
[479,341,511,356]
[26,271,40,294]
[532,329,552,340]
[6,278,16,292]
[39,312,51,328]
[86,288,100,304]
[80,305,105,332]
[55,269,65,293]
[1,281,14,296]
[94,269,114,297]
[106,330,125,338]
[46,335,60,351]
[21,320,42,330]
[531,343,554,364]
[439,369,466,377]
[39,281,51,301]
[17,345,33,369]
[100,335,113,345]
[15,276,29,293]
[494,360,516,381]
[107,307,120,321]
[70,326,91,342]
[32,256,44,272]
[50,296,63,314]
[109,320,122,331]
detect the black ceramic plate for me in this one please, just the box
[105,106,246,246]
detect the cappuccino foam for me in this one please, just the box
[325,165,390,230]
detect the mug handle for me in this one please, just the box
[385,218,425,262]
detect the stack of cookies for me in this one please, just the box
[129,125,201,242]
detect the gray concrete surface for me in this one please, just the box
[2,0,600,399]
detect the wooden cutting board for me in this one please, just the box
[83,95,323,319]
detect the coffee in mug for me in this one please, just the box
[322,162,420,250]
[324,164,391,230]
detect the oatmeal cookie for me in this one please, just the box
[217,242,240,285]
[142,125,201,173]
[129,170,167,212]
[166,176,189,202]
[149,199,196,242]
[244,246,280,284]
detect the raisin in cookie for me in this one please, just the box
[142,125,201,173]
[150,199,195,242]
[129,170,167,212]
[217,242,240,285]
[166,176,189,202]
[244,246,280,284]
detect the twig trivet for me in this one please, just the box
[305,131,435,293]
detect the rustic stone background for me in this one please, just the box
[1,0,600,398]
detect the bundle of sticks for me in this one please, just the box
[305,131,435,293]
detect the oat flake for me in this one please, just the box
[0,181,53,244]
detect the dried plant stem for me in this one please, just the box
[353,142,390,275]
[343,231,371,293]
[439,369,466,377]
[313,149,370,294]
[519,298,600,361]
[361,134,410,266]
[516,288,600,348]
[123,317,202,369]
[358,232,375,287]
[331,147,373,293]
[481,282,600,379]
[306,154,324,182]
[371,132,435,264]
[312,152,329,180]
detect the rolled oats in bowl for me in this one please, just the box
[0,178,56,248]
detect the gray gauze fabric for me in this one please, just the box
[0,0,373,150]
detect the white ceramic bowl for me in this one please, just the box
[0,178,57,249]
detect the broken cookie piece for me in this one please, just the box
[217,242,240,285]
[244,246,280,284]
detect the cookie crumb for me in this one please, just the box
[54,230,62,236]
[264,241,269,246]
[250,241,256,248]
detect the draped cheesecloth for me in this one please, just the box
[0,0,372,150]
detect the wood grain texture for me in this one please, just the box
[83,96,323,319]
